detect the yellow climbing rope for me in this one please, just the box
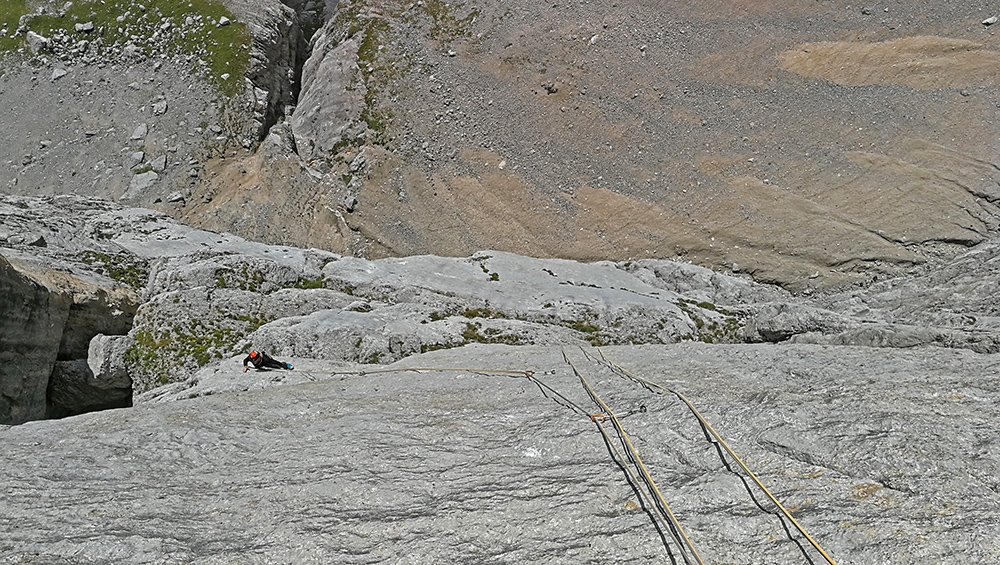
[327,355,837,565]
[593,348,838,565]
[565,353,707,565]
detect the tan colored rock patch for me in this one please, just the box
[778,36,1000,88]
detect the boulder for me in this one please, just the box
[122,171,159,199]
[130,123,148,140]
[25,31,50,54]
[87,334,134,390]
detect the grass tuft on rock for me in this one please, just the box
[80,251,149,290]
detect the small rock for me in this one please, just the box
[346,300,372,312]
[39,140,52,148]
[26,31,50,54]
[166,191,186,204]
[150,154,167,172]
[131,123,148,140]
[960,89,971,97]
[127,151,145,169]
[152,100,168,115]
[51,68,68,81]
[209,125,223,134]
[343,195,358,212]
[87,335,133,390]
[218,16,231,26]
[220,73,230,80]
[128,171,159,193]
[348,151,367,173]
[74,21,94,33]
[25,234,46,247]
[984,16,998,26]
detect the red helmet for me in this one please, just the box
[249,351,259,359]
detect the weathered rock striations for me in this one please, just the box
[3,344,999,563]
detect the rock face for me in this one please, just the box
[0,256,70,424]
[0,255,138,423]
[3,344,999,563]
[291,24,364,163]
[2,195,1000,561]
[4,2,1000,559]
[0,197,141,424]
[8,192,1000,422]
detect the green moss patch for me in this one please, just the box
[676,298,743,343]
[214,265,265,292]
[80,250,149,290]
[294,276,326,289]
[422,0,478,41]
[126,311,274,392]
[461,322,528,346]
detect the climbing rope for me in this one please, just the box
[322,355,837,565]
[564,351,706,565]
[591,348,838,565]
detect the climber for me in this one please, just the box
[243,350,293,372]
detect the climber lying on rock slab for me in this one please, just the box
[243,350,293,372]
